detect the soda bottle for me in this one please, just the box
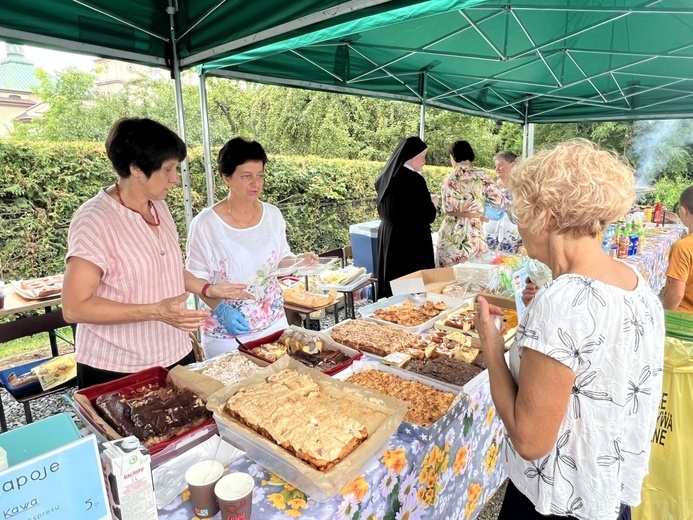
[636,220,646,254]
[628,223,639,256]
[654,202,663,227]
[617,223,629,259]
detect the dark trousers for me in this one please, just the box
[499,480,631,520]
[77,350,196,389]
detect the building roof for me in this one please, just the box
[0,44,38,92]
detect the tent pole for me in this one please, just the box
[419,71,427,140]
[199,73,216,207]
[527,123,535,157]
[522,100,529,158]
[167,1,193,232]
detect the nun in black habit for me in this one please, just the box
[375,136,437,299]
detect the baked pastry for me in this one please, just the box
[95,385,211,447]
[345,370,455,427]
[283,287,338,309]
[407,356,483,387]
[254,342,288,361]
[329,320,419,357]
[20,274,63,298]
[444,310,475,331]
[224,369,368,471]
[372,300,447,327]
[197,353,263,386]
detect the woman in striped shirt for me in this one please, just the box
[63,118,249,388]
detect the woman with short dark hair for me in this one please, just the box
[436,140,504,266]
[186,137,311,358]
[63,118,245,388]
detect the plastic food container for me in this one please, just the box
[358,293,470,334]
[333,360,469,440]
[0,358,51,398]
[238,326,363,375]
[73,366,217,467]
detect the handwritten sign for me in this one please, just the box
[0,435,109,520]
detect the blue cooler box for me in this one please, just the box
[349,220,380,274]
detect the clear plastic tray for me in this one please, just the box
[317,272,372,292]
[268,256,339,278]
[358,293,471,334]
[333,360,468,439]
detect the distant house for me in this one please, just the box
[0,44,40,136]
[0,43,158,136]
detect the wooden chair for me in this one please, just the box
[318,247,347,268]
[0,310,76,430]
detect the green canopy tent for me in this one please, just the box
[3,0,693,213]
[0,0,430,225]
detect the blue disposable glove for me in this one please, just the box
[213,302,251,336]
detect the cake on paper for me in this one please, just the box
[224,369,369,471]
[329,320,419,357]
[372,299,447,327]
[195,352,263,386]
[95,385,211,447]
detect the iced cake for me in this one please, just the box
[95,385,211,447]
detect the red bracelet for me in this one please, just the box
[201,283,212,298]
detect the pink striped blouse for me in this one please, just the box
[66,189,190,373]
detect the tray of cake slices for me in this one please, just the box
[324,318,422,358]
[332,359,469,439]
[206,355,408,502]
[434,299,518,348]
[186,351,269,386]
[358,293,471,334]
[72,366,217,467]
[11,274,64,300]
[238,326,363,375]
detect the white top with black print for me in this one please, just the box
[504,268,664,520]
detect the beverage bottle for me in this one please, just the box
[628,222,639,256]
[644,205,653,223]
[601,225,614,254]
[617,223,629,259]
[636,221,646,254]
[654,202,663,227]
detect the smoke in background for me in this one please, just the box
[630,119,693,186]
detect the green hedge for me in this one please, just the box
[0,141,449,280]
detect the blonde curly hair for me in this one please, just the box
[507,139,634,238]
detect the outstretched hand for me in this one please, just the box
[156,293,210,332]
[473,296,505,354]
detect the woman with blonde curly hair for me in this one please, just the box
[474,140,664,519]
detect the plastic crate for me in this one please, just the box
[73,366,216,466]
[238,327,363,375]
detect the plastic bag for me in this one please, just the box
[632,336,693,520]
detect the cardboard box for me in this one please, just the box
[101,437,157,520]
[477,291,516,310]
[390,267,456,295]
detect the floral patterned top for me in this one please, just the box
[436,166,504,267]
[505,268,664,519]
[186,203,292,357]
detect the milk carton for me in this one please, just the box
[101,436,157,520]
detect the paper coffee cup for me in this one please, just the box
[214,472,254,520]
[185,460,224,518]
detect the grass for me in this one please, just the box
[0,326,75,360]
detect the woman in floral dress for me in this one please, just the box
[436,141,505,267]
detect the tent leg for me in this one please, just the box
[522,123,528,158]
[168,1,193,232]
[419,103,426,140]
[527,123,535,158]
[199,73,215,208]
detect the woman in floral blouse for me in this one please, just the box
[436,141,505,267]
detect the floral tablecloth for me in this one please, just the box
[158,377,506,520]
[625,224,685,295]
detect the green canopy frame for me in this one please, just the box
[3,0,693,217]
